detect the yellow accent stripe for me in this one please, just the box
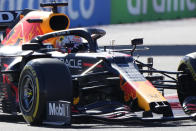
[73,97,80,105]
[132,81,167,111]
[33,77,39,118]
[24,116,33,123]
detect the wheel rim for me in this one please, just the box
[20,74,36,112]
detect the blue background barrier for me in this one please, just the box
[0,0,110,28]
[0,0,196,27]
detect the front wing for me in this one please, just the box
[71,96,194,124]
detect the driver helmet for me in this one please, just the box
[56,35,82,53]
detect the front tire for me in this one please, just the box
[19,58,72,125]
[177,64,196,114]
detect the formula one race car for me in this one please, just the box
[0,2,195,126]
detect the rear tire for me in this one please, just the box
[18,58,72,125]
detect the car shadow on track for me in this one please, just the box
[69,120,196,129]
[39,119,196,129]
[0,114,25,124]
[0,114,195,129]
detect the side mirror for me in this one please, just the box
[131,38,143,56]
[131,38,143,46]
[22,43,41,51]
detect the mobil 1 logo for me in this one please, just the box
[46,101,71,125]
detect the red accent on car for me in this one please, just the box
[83,63,103,68]
[3,64,19,102]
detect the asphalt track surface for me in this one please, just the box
[1,18,196,130]
[98,18,196,46]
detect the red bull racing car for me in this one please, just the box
[0,2,196,126]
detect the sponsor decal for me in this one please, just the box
[126,0,196,15]
[0,11,21,23]
[0,0,110,27]
[112,0,196,24]
[68,0,95,20]
[65,0,111,27]
[48,102,69,117]
[47,101,71,123]
[65,59,82,69]
[2,0,196,27]
[60,58,82,69]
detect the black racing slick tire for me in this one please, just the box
[18,58,72,125]
[177,64,196,114]
[177,64,196,103]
